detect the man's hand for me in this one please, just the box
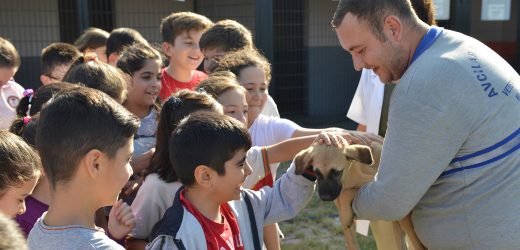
[108,199,135,240]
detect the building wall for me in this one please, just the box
[114,0,194,44]
[197,0,255,35]
[305,0,360,120]
[0,0,60,88]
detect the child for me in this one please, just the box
[39,43,81,85]
[75,27,110,63]
[0,213,28,250]
[146,112,339,249]
[9,83,72,236]
[199,19,254,74]
[197,71,333,187]
[198,72,348,250]
[159,12,212,100]
[0,130,40,218]
[63,55,129,104]
[0,37,24,130]
[199,19,281,118]
[117,43,162,171]
[27,86,139,249]
[106,27,149,66]
[127,90,222,249]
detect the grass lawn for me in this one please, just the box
[277,162,377,250]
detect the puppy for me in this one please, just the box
[294,141,424,250]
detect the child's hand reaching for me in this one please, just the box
[314,132,347,147]
[108,199,135,240]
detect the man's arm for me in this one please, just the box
[353,96,468,220]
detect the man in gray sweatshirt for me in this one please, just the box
[332,0,520,249]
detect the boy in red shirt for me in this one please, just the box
[146,112,339,249]
[159,12,213,100]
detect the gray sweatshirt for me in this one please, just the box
[353,29,520,249]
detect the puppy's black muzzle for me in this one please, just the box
[318,180,342,201]
[316,169,343,201]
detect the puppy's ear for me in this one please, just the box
[294,147,313,175]
[344,145,373,165]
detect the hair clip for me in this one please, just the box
[23,116,32,125]
[23,89,34,117]
[23,89,34,97]
[166,96,182,108]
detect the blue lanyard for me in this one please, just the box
[410,26,444,65]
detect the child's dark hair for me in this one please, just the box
[170,111,251,186]
[10,114,39,147]
[0,37,20,68]
[41,43,81,77]
[0,131,40,194]
[213,48,272,83]
[196,71,244,99]
[411,0,437,25]
[160,12,213,44]
[74,27,110,52]
[147,90,221,183]
[35,86,140,189]
[199,19,253,52]
[106,27,148,57]
[117,43,162,76]
[16,82,73,118]
[63,57,129,103]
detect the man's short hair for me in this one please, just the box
[0,37,20,68]
[36,86,139,189]
[41,43,81,76]
[160,12,213,44]
[331,0,415,41]
[199,19,253,52]
[169,111,251,186]
[106,27,148,57]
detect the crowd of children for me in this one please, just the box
[0,11,356,250]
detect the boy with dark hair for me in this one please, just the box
[147,111,320,249]
[40,43,81,85]
[159,12,212,100]
[199,19,253,74]
[199,19,280,119]
[106,27,149,66]
[28,86,140,249]
[0,37,24,130]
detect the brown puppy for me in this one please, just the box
[294,142,424,250]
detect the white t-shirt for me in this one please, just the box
[0,80,24,130]
[346,69,384,134]
[244,146,268,189]
[133,110,158,157]
[130,173,182,240]
[261,94,280,118]
[248,114,300,179]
